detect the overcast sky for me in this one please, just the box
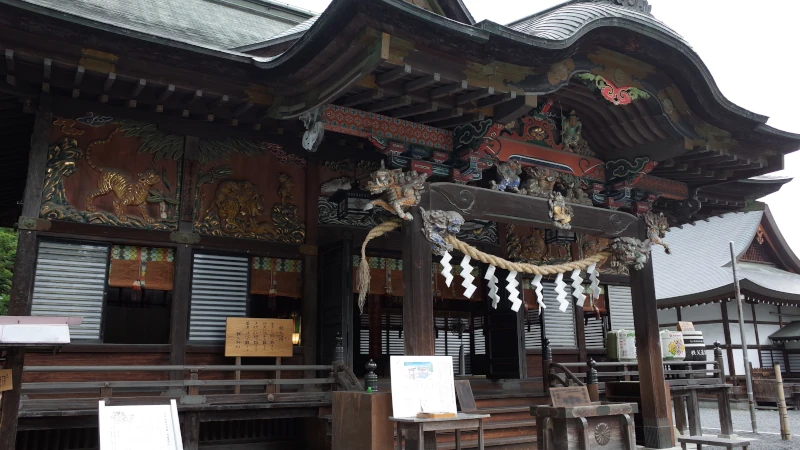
[279,0,800,252]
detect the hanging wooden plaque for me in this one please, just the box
[677,321,695,332]
[224,318,293,357]
[0,369,12,392]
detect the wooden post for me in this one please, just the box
[234,356,241,395]
[542,338,552,394]
[402,199,433,356]
[571,242,587,363]
[630,219,673,448]
[0,101,51,450]
[180,412,200,450]
[586,358,599,402]
[302,160,319,375]
[714,341,725,383]
[369,294,383,360]
[775,364,791,441]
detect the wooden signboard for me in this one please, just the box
[224,318,293,357]
[677,321,695,332]
[389,356,457,418]
[0,369,12,393]
[550,386,592,408]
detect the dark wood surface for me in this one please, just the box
[169,244,192,377]
[302,160,319,371]
[21,102,51,218]
[333,392,394,450]
[180,411,200,450]
[629,219,673,449]
[402,200,434,356]
[429,183,639,239]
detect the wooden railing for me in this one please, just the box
[542,338,727,397]
[18,333,365,412]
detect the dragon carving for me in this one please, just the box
[522,167,558,198]
[363,161,428,220]
[609,237,652,271]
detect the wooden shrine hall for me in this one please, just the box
[0,0,798,449]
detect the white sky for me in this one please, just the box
[280,0,800,253]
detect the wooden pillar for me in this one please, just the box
[169,136,199,378]
[571,242,587,362]
[180,412,200,450]
[630,219,672,449]
[0,101,51,450]
[369,294,383,359]
[302,160,319,370]
[721,301,736,378]
[402,196,433,356]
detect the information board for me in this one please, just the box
[0,369,11,392]
[389,355,457,418]
[98,399,182,450]
[550,386,592,408]
[224,318,293,357]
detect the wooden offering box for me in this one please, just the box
[530,402,638,450]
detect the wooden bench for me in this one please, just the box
[677,435,753,450]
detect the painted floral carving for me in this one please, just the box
[547,59,575,85]
[576,73,651,105]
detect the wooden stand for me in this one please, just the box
[390,413,490,450]
[530,402,637,450]
[332,391,393,450]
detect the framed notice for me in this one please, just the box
[389,356,457,418]
[550,386,592,408]
[0,369,12,392]
[98,399,182,450]
[677,321,695,332]
[224,318,293,357]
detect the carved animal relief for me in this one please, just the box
[363,162,428,220]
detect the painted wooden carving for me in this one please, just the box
[363,162,428,220]
[576,73,651,105]
[41,116,181,230]
[195,149,306,243]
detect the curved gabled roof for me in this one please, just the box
[507,0,687,46]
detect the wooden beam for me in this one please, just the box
[71,65,85,98]
[376,64,411,85]
[477,92,516,109]
[431,80,468,99]
[393,102,438,119]
[432,112,484,128]
[233,101,253,117]
[493,94,537,124]
[128,78,146,108]
[368,95,411,113]
[41,58,51,93]
[415,107,463,124]
[630,218,673,449]
[5,49,15,86]
[100,72,116,103]
[403,199,434,356]
[340,88,385,107]
[404,73,440,93]
[455,87,494,106]
[182,90,202,117]
[155,84,175,113]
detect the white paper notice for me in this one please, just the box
[99,400,183,450]
[389,355,457,418]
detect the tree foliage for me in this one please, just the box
[0,228,17,315]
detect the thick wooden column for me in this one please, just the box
[720,301,736,377]
[571,241,587,362]
[302,160,319,369]
[630,219,672,449]
[0,102,51,450]
[402,196,433,356]
[169,136,200,377]
[369,294,383,359]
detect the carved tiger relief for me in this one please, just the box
[84,131,162,223]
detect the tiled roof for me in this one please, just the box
[15,0,314,50]
[653,210,800,302]
[507,0,688,46]
[768,321,800,342]
[234,14,319,51]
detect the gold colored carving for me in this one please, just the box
[522,167,558,198]
[53,118,85,136]
[84,130,161,224]
[508,226,547,264]
[196,173,305,243]
[549,192,573,230]
[547,59,575,85]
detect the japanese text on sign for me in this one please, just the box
[224,318,293,357]
[0,369,12,392]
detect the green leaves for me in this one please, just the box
[0,228,17,315]
[115,120,185,161]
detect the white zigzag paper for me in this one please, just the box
[506,271,522,312]
[571,268,586,308]
[460,255,477,298]
[441,252,454,287]
[555,273,569,312]
[587,263,601,298]
[484,265,500,309]
[532,274,545,312]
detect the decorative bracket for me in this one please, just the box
[170,232,201,245]
[299,106,324,152]
[17,217,51,231]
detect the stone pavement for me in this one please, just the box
[692,407,799,450]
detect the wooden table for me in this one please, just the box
[389,413,490,450]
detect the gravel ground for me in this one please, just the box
[688,407,799,450]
